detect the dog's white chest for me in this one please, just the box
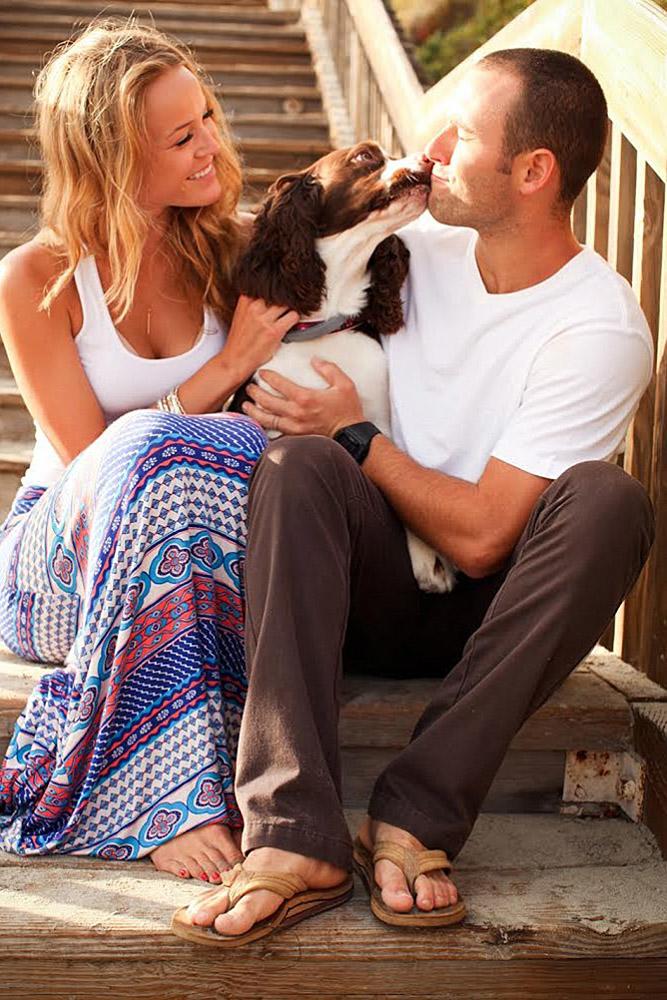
[262,330,391,436]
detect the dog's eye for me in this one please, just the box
[351,149,377,164]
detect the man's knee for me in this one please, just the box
[556,460,655,553]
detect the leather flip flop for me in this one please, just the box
[171,862,354,947]
[352,836,466,927]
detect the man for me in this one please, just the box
[178,48,655,941]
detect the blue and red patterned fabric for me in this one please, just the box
[0,409,266,858]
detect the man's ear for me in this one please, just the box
[358,235,410,338]
[516,148,558,197]
[236,173,326,315]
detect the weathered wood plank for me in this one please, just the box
[620,159,662,670]
[3,958,667,999]
[639,186,667,686]
[2,810,659,872]
[581,0,667,184]
[586,123,611,256]
[572,184,587,244]
[342,747,566,813]
[587,646,667,702]
[340,663,632,751]
[341,0,423,151]
[633,703,667,859]
[0,860,666,961]
[607,126,637,281]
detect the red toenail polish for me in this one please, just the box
[212,872,221,881]
[178,869,187,878]
[200,874,209,881]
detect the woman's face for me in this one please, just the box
[140,64,224,215]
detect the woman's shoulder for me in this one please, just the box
[0,234,79,311]
[0,235,67,289]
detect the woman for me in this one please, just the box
[0,19,297,880]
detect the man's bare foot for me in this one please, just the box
[150,823,244,883]
[186,847,347,936]
[357,816,459,913]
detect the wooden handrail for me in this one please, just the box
[303,0,423,152]
[341,0,423,151]
[582,0,666,184]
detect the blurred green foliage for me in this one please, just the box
[414,0,536,83]
[393,0,667,85]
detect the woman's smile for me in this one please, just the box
[188,161,215,181]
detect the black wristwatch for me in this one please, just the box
[333,422,382,465]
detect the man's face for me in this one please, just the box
[424,65,522,232]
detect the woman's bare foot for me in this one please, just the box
[186,847,347,936]
[357,816,459,913]
[150,823,244,883]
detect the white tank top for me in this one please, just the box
[22,255,227,489]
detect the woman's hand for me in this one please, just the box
[220,294,299,385]
[241,358,365,437]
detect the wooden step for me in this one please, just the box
[0,104,329,139]
[0,471,22,520]
[342,746,571,814]
[0,129,330,168]
[0,158,287,197]
[340,656,634,751]
[0,76,323,115]
[0,194,39,233]
[0,11,305,41]
[0,405,34,475]
[0,377,22,407]
[0,50,317,84]
[0,30,312,64]
[0,159,41,196]
[0,812,665,996]
[0,646,636,758]
[8,0,298,24]
[228,111,329,140]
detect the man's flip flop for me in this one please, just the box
[352,836,466,927]
[170,862,354,947]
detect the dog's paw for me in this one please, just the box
[406,532,457,594]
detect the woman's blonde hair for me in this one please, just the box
[36,18,244,323]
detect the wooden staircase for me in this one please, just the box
[1,2,667,996]
[1,641,667,996]
[0,0,332,519]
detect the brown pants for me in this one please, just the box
[236,436,654,870]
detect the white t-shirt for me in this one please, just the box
[383,214,653,483]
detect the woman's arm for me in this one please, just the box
[0,242,107,465]
[175,294,299,414]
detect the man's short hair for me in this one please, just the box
[479,48,608,208]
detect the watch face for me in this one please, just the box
[335,423,379,463]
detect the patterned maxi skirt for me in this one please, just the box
[0,409,267,859]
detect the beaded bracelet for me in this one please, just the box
[156,387,185,415]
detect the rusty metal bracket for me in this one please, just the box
[562,750,647,822]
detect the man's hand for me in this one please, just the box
[241,358,365,437]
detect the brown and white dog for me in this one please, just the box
[233,140,455,593]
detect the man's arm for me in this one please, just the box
[241,360,551,578]
[362,435,550,577]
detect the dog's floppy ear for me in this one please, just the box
[358,235,410,338]
[236,172,326,315]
